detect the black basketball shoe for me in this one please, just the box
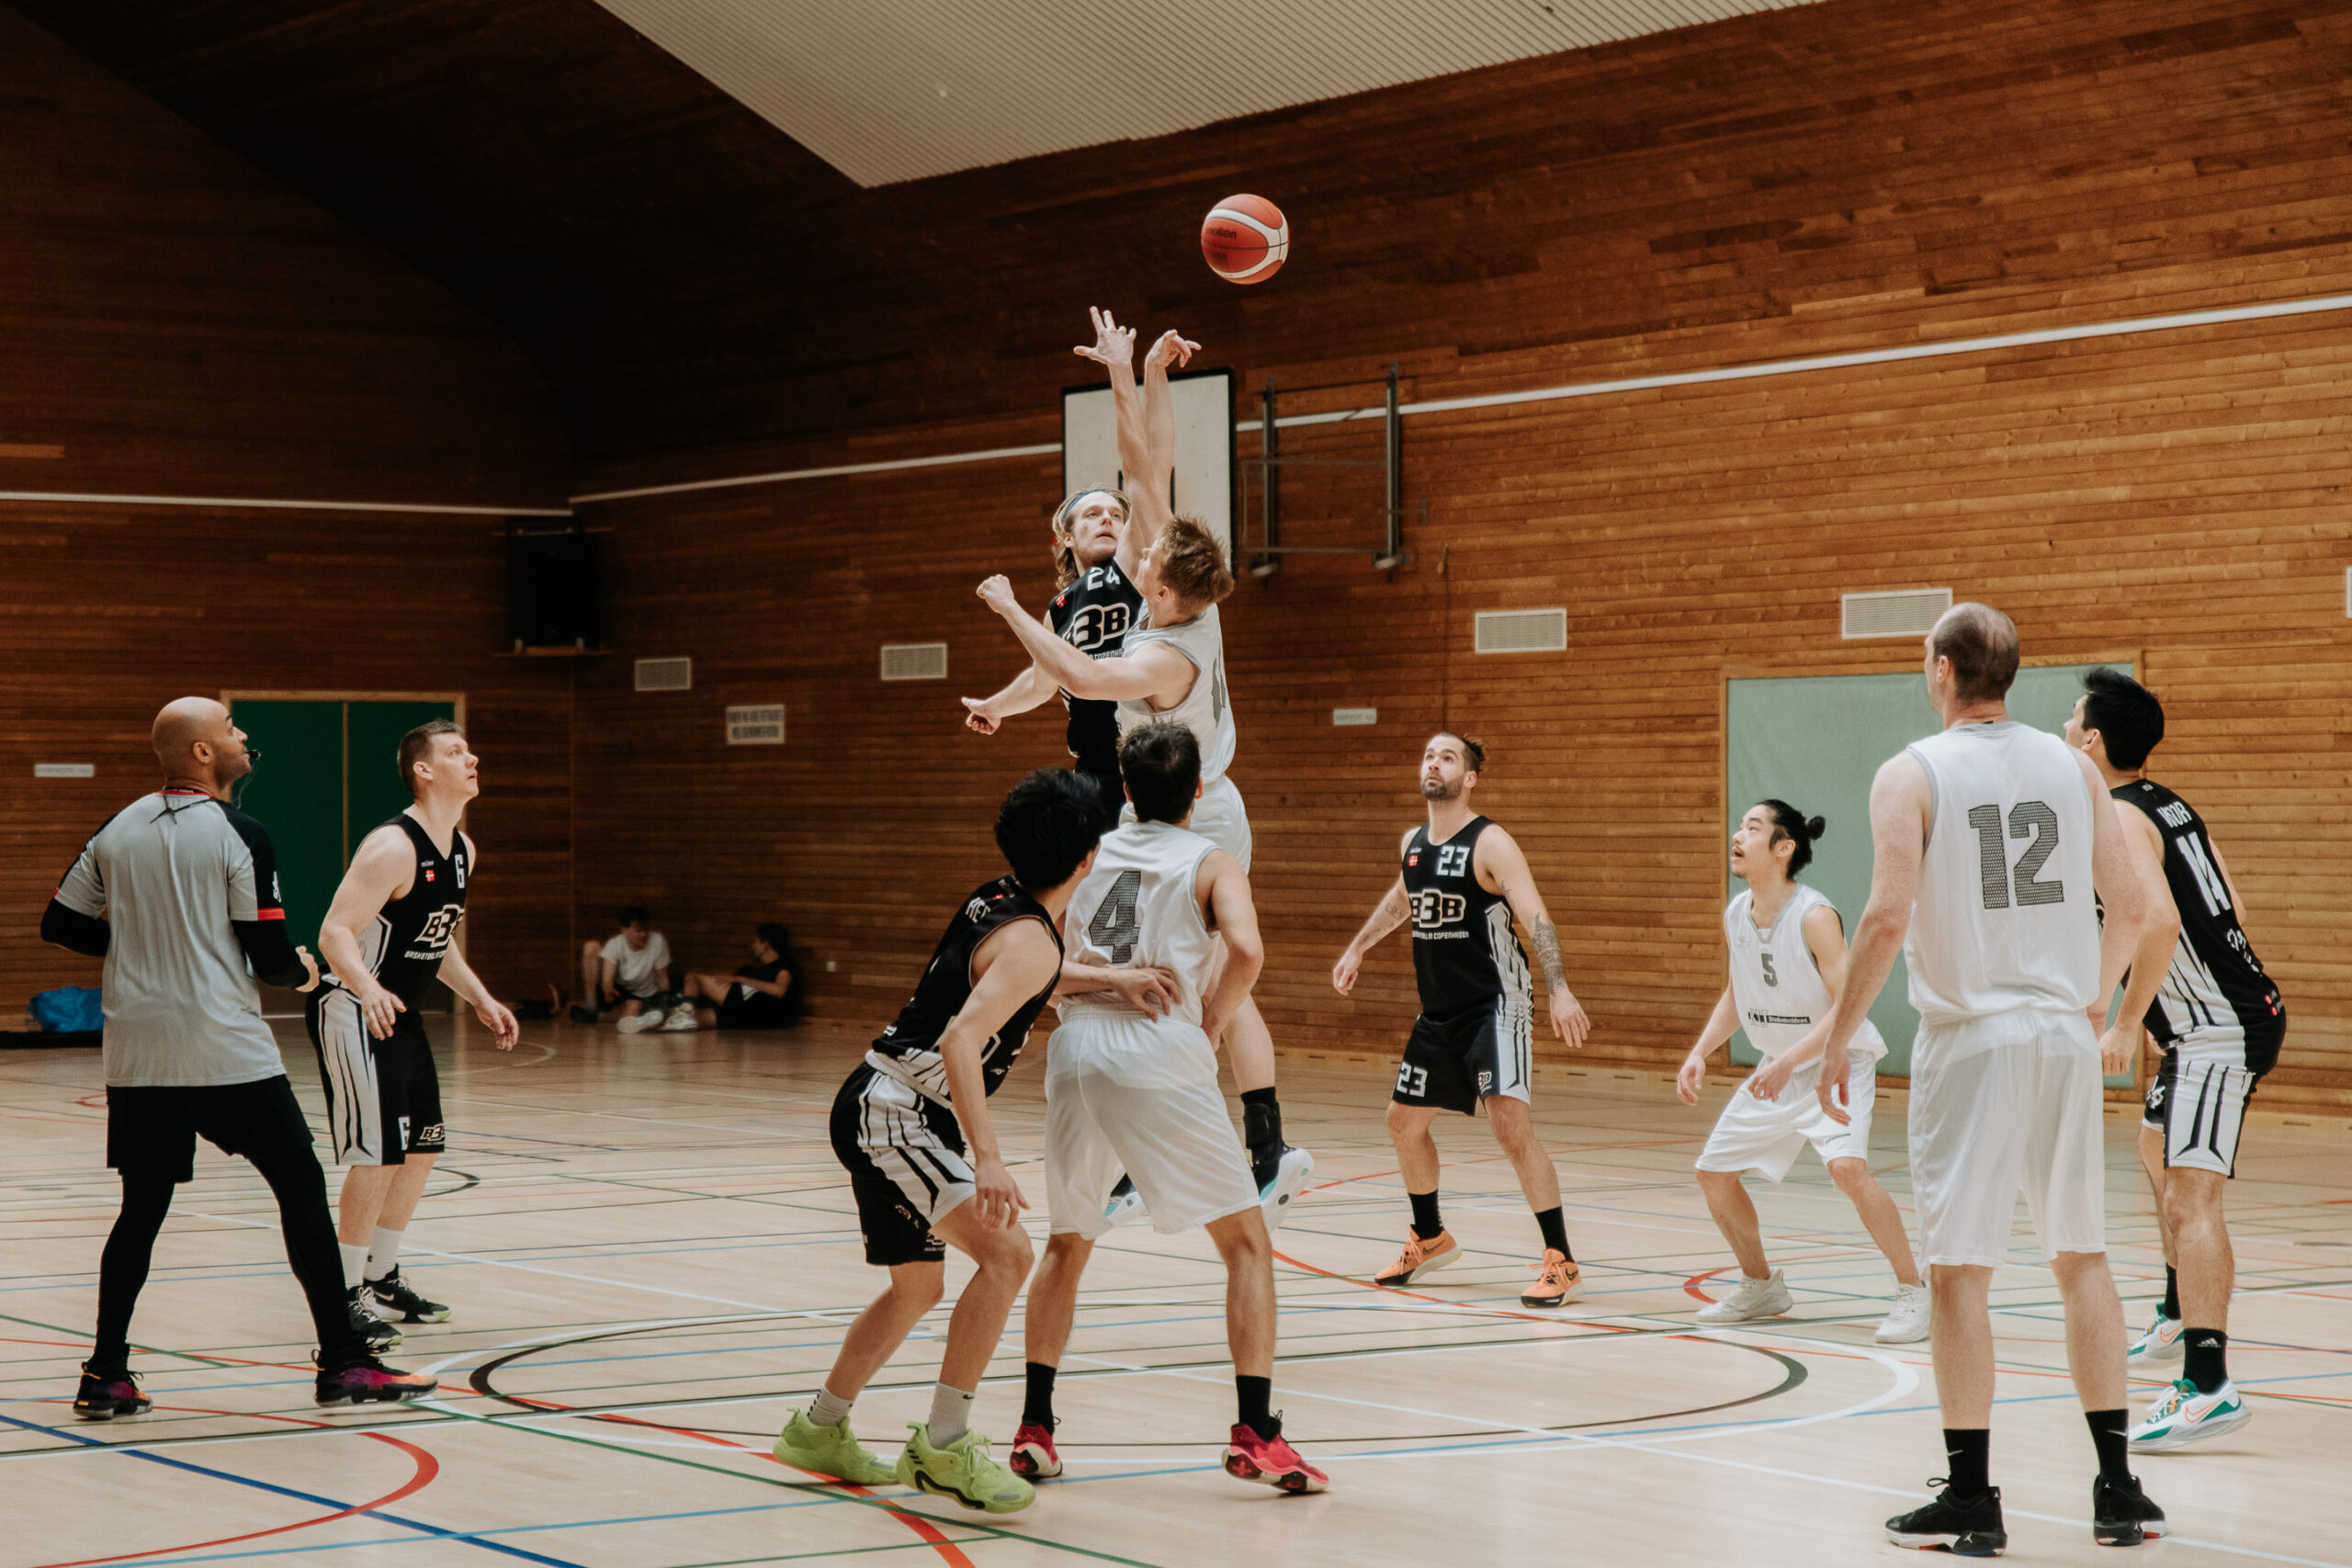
[1886,1481,2006,1556]
[368,1267,450,1324]
[2092,1473,2166,1546]
[347,1284,401,1351]
[74,1362,152,1420]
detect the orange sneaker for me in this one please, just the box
[1520,1249,1583,1308]
[1374,1228,1460,1287]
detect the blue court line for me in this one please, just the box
[0,1410,589,1568]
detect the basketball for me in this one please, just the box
[1202,194,1289,284]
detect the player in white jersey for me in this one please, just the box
[977,316,1311,1225]
[1011,721,1328,1495]
[1811,604,2175,1554]
[1675,800,1928,1344]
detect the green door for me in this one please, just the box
[1724,663,2127,1079]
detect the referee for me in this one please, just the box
[43,697,435,1414]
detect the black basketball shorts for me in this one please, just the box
[830,1064,972,1267]
[1394,993,1535,1116]
[308,987,447,1167]
[106,1075,316,1185]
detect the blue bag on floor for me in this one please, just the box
[31,986,103,1033]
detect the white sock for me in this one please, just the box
[365,1226,405,1283]
[926,1382,975,1447]
[808,1385,854,1428]
[339,1242,369,1290]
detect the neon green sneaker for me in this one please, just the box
[894,1423,1036,1513]
[773,1408,898,1484]
[2128,1379,2251,1451]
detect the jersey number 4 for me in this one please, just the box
[1086,868,1144,964]
[1966,801,2063,911]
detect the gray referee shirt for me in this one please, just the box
[51,789,301,1088]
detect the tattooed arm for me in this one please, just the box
[1476,825,1592,1047]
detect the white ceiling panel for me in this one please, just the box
[591,0,1822,187]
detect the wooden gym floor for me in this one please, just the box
[3,1018,2346,1567]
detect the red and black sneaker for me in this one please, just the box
[316,1357,435,1407]
[1008,1420,1062,1479]
[1223,1421,1329,1495]
[74,1362,152,1421]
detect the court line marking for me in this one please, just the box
[568,288,2352,502]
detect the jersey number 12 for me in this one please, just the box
[1966,801,2063,911]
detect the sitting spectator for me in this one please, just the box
[574,907,671,1028]
[662,924,804,1033]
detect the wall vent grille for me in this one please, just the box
[1473,608,1567,654]
[634,656,693,691]
[880,642,949,682]
[1841,588,1952,639]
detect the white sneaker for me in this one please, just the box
[1695,1269,1791,1324]
[2129,1378,2251,1450]
[1257,1146,1313,1232]
[659,1005,699,1032]
[616,1010,665,1034]
[2128,1310,2186,1365]
[1875,1280,1932,1344]
[1102,1179,1147,1225]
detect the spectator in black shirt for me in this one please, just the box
[671,924,803,1032]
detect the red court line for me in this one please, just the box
[1683,1267,1733,1303]
[30,1410,438,1568]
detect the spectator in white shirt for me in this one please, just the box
[574,906,671,1025]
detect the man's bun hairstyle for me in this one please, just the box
[996,768,1106,893]
[1119,720,1201,825]
[2080,666,2165,770]
[1154,515,1236,608]
[1757,799,1826,876]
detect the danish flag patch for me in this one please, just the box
[424,868,436,882]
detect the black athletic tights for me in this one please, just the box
[94,1146,364,1371]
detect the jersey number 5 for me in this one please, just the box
[1086,868,1144,964]
[1966,801,2063,911]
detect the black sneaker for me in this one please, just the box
[2092,1473,2166,1546]
[315,1356,435,1406]
[74,1362,152,1420]
[368,1267,450,1324]
[347,1284,402,1351]
[1886,1481,2006,1556]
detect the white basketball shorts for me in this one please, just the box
[1909,1010,2106,1267]
[2143,1026,2264,1178]
[1695,1055,1877,1182]
[1044,1010,1259,1241]
[1120,773,1250,872]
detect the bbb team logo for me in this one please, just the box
[965,897,988,922]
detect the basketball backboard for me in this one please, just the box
[1061,368,1235,561]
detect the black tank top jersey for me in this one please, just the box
[868,876,1064,1103]
[332,814,469,1010]
[2111,780,2284,1068]
[1047,560,1143,784]
[1402,818,1530,1016]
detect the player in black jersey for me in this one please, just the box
[1332,734,1594,1306]
[311,720,517,1344]
[774,768,1103,1515]
[2069,669,2280,1450]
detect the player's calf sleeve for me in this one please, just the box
[1241,1088,1281,1154]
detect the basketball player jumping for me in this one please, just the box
[1674,801,1928,1344]
[1330,733,1592,1308]
[1810,604,2175,1552]
[311,719,518,1348]
[2065,667,2281,1450]
[772,769,1103,1515]
[1011,722,1327,1492]
[974,310,1312,1227]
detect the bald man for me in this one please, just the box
[43,698,435,1413]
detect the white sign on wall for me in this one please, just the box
[726,705,785,745]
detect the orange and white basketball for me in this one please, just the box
[1201,195,1289,285]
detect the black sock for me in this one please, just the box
[1533,1206,1572,1259]
[1023,1361,1057,1427]
[1942,1428,1991,1499]
[1408,1190,1443,1240]
[2086,1408,2131,1483]
[1236,1374,1278,1441]
[2162,1266,2180,1321]
[2181,1329,2229,1394]
[93,1174,175,1371]
[1241,1089,1282,1161]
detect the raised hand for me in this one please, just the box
[1145,329,1200,372]
[976,574,1020,615]
[961,696,1003,735]
[1073,306,1136,369]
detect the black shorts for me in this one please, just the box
[308,989,447,1166]
[830,1064,973,1267]
[107,1076,315,1184]
[716,990,792,1030]
[1394,995,1534,1116]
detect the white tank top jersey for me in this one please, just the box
[1903,720,2101,1024]
[1059,818,1222,1030]
[1724,883,1885,1064]
[1119,604,1236,785]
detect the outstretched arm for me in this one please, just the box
[963,608,1062,734]
[1477,826,1591,1047]
[977,574,1191,703]
[1332,874,1410,996]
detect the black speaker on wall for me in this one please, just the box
[506,523,603,650]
